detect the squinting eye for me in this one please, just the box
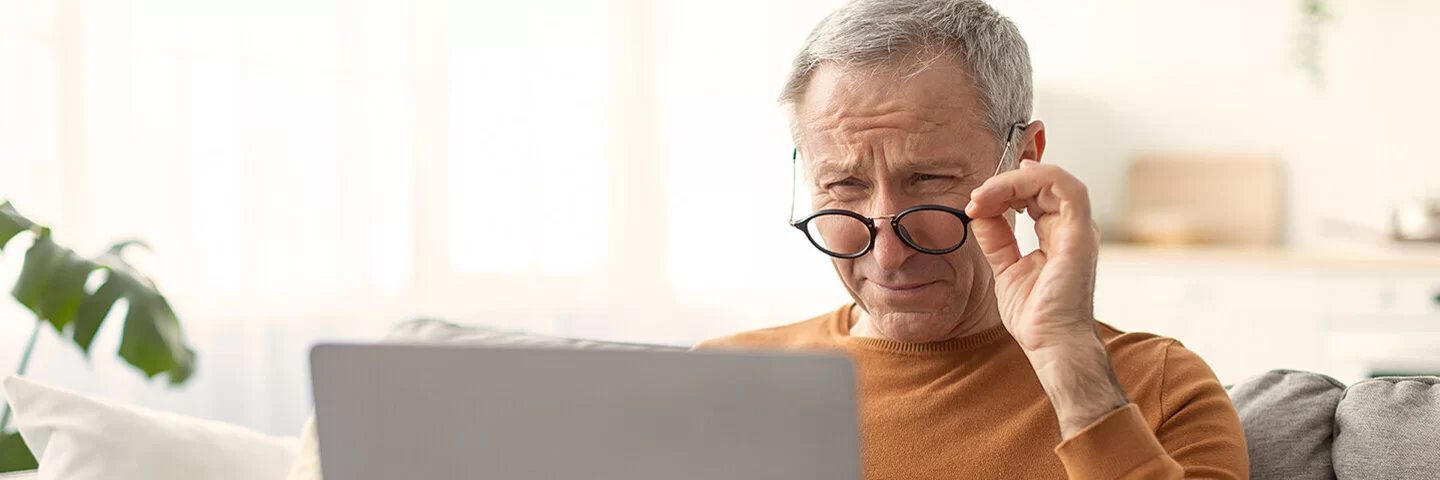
[918,174,951,181]
[826,179,863,189]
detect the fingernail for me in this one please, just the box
[965,201,977,212]
[1020,160,1038,168]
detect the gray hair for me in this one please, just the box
[780,0,1033,146]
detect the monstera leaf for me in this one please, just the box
[0,202,34,253]
[1,201,195,383]
[0,433,36,472]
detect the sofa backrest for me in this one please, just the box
[1229,370,1440,480]
[385,318,688,352]
[1228,370,1345,480]
[1331,377,1440,479]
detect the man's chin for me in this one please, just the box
[859,309,961,343]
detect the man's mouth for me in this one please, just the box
[872,281,938,292]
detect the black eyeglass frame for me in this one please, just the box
[790,205,973,259]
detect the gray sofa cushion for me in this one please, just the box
[1228,369,1346,480]
[385,318,687,351]
[1333,377,1440,480]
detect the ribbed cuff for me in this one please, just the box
[1053,404,1168,479]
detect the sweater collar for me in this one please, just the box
[829,304,1012,354]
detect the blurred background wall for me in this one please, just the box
[1,0,1436,436]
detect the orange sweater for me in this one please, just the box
[696,304,1248,479]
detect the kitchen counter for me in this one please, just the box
[1099,243,1440,270]
[1094,243,1440,385]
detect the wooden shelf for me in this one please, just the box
[1098,243,1440,270]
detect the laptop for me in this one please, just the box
[310,343,860,479]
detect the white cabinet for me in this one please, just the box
[1094,246,1440,385]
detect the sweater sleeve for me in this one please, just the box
[1053,341,1249,479]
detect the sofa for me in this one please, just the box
[4,318,1438,479]
[375,319,1440,480]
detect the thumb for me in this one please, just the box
[970,216,1021,276]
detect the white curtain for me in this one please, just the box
[0,0,851,435]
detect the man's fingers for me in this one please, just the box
[970,216,1021,276]
[965,161,1091,220]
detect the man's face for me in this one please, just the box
[794,60,1002,342]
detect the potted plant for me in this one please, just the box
[0,201,197,472]
[1294,0,1333,86]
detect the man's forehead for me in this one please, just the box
[807,152,978,175]
[793,61,994,172]
[795,61,981,128]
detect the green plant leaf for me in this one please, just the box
[105,239,152,256]
[94,246,196,384]
[0,201,36,253]
[117,290,195,384]
[72,276,124,353]
[12,229,96,333]
[72,241,153,354]
[26,232,92,333]
[0,431,37,473]
[7,213,196,384]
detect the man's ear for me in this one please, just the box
[1023,120,1047,162]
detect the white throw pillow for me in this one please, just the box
[2,376,298,480]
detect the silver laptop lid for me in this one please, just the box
[310,344,860,480]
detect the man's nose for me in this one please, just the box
[869,217,914,271]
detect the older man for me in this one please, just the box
[696,0,1248,479]
[289,1,1247,479]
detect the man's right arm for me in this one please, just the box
[1053,340,1248,479]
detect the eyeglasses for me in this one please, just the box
[792,205,973,258]
[789,122,1025,259]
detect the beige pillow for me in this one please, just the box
[286,413,321,480]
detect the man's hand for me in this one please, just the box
[965,160,1128,438]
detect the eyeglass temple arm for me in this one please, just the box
[789,149,798,225]
[996,122,1027,176]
